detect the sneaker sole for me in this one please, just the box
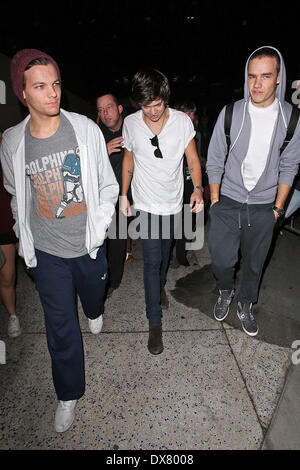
[241,325,259,337]
[213,306,230,322]
[88,316,103,334]
[89,327,103,334]
[237,312,258,337]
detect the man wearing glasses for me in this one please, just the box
[121,68,203,355]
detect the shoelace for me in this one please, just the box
[240,304,254,320]
[218,291,233,305]
[218,297,231,306]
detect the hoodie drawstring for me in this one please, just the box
[278,100,288,130]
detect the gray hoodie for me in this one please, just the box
[206,46,300,204]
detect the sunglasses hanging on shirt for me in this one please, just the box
[150,135,163,159]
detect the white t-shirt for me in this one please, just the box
[122,108,195,215]
[242,98,279,192]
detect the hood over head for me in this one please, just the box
[244,46,286,104]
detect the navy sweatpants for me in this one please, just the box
[208,195,276,304]
[33,247,107,401]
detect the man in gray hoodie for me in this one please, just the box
[207,46,300,337]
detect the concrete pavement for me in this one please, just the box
[0,218,299,450]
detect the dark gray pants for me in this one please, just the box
[208,195,276,304]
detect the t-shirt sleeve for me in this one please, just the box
[183,114,196,149]
[122,118,133,152]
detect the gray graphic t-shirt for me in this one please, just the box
[25,114,87,258]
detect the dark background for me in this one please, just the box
[1,0,299,125]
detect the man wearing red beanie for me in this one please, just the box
[0,49,119,432]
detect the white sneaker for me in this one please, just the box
[54,400,77,433]
[88,314,103,334]
[8,315,21,338]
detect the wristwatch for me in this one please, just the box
[194,185,204,192]
[272,205,285,217]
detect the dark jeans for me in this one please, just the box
[137,211,179,327]
[33,247,107,401]
[208,195,276,304]
[106,203,128,289]
[106,236,126,288]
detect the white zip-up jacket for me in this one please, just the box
[0,109,119,267]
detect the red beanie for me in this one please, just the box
[10,48,61,107]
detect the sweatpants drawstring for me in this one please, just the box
[238,208,242,229]
[247,204,251,227]
[238,203,251,229]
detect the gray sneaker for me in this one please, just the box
[237,302,258,336]
[213,289,234,321]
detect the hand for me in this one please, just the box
[120,195,132,217]
[210,198,219,208]
[107,137,124,156]
[190,189,204,213]
[273,209,280,220]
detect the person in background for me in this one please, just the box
[0,131,21,338]
[96,93,133,298]
[284,168,300,220]
[173,100,203,266]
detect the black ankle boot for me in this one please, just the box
[160,288,169,309]
[148,325,163,355]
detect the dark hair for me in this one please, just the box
[23,57,52,88]
[96,92,119,107]
[131,68,170,107]
[249,47,281,73]
[174,100,197,114]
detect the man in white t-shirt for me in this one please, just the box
[206,47,300,337]
[121,68,203,354]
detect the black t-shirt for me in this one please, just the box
[99,122,132,204]
[99,123,123,187]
